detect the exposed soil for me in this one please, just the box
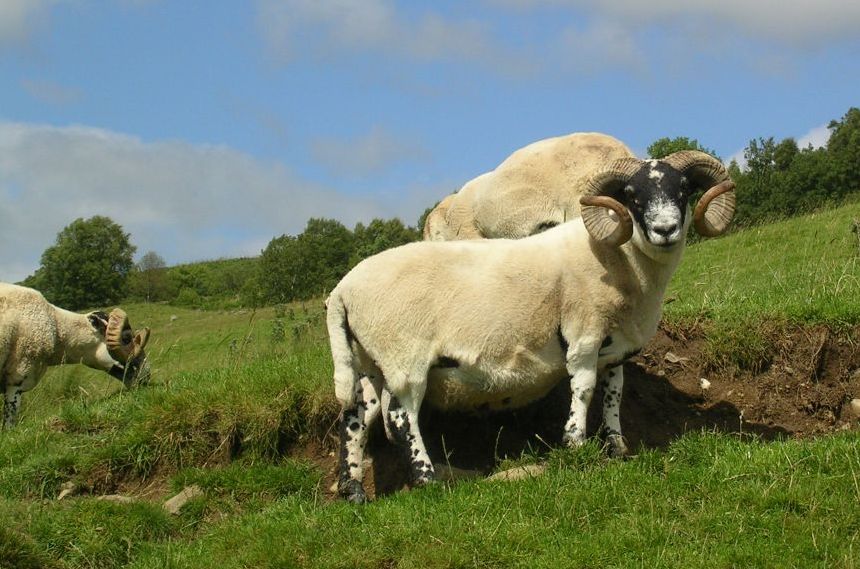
[321,323,860,500]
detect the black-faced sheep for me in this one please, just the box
[1,282,151,428]
[326,146,735,503]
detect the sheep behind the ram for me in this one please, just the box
[424,132,636,240]
[1,282,151,428]
[327,147,735,503]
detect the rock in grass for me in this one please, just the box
[849,399,860,420]
[163,485,204,515]
[486,463,546,482]
[97,494,135,504]
[57,481,77,501]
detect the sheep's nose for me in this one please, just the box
[652,222,678,237]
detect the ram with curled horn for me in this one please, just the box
[2,283,153,428]
[327,135,736,503]
[579,150,735,247]
[105,308,152,386]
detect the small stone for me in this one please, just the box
[487,463,546,482]
[664,351,690,364]
[97,494,135,504]
[57,481,77,501]
[849,399,860,420]
[163,485,203,515]
[698,378,711,391]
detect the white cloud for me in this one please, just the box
[20,78,83,105]
[488,0,860,47]
[726,122,832,170]
[0,0,54,47]
[558,19,645,73]
[310,126,429,177]
[255,0,532,73]
[797,124,831,150]
[0,122,424,282]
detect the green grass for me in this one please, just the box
[667,200,859,326]
[128,434,859,568]
[666,200,859,371]
[1,202,859,569]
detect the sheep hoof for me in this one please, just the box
[338,479,366,504]
[411,474,436,488]
[562,433,586,449]
[605,434,629,459]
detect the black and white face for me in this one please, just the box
[622,160,691,248]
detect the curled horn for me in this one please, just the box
[662,151,736,237]
[579,157,641,246]
[693,180,736,237]
[106,308,150,362]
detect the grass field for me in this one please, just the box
[1,201,859,569]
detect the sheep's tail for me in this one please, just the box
[326,291,357,408]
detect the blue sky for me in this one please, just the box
[1,0,859,282]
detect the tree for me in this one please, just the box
[258,218,355,303]
[128,251,169,302]
[36,216,136,309]
[826,107,860,196]
[351,218,419,266]
[647,136,719,160]
[773,138,799,172]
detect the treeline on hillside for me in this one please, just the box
[728,108,860,226]
[648,108,860,227]
[123,218,421,308]
[20,107,860,310]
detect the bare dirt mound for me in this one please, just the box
[352,323,860,498]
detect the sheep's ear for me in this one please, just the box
[87,312,109,336]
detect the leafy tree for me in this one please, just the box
[773,138,799,172]
[128,251,169,302]
[647,136,719,160]
[259,234,302,304]
[826,107,860,196]
[297,218,354,297]
[351,218,419,266]
[36,216,136,309]
[259,218,355,303]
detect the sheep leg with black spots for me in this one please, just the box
[382,384,434,487]
[3,384,22,429]
[337,375,382,504]
[562,341,600,448]
[599,365,628,457]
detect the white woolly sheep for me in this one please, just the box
[1,282,151,428]
[424,132,635,240]
[327,148,736,503]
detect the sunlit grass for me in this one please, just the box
[667,200,860,326]
[2,201,860,569]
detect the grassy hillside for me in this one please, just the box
[667,198,859,326]
[2,202,859,569]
